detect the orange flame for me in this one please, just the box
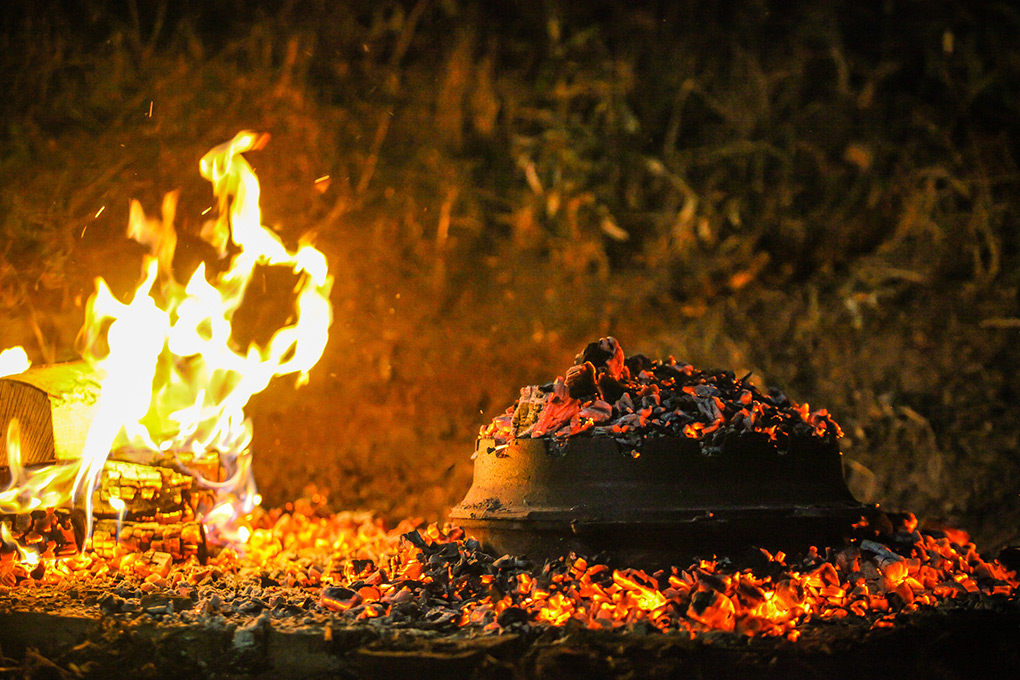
[1,131,333,559]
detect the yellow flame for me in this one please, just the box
[0,346,30,377]
[0,419,76,567]
[2,131,333,551]
[1,419,78,516]
[0,523,40,568]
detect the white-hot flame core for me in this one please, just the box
[1,131,333,554]
[0,346,31,377]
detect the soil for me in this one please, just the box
[2,600,1019,680]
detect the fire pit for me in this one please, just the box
[452,338,878,566]
[1,137,1018,680]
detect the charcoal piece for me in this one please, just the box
[687,589,718,616]
[496,606,530,627]
[694,384,720,398]
[652,363,686,384]
[322,586,359,610]
[98,592,126,614]
[624,353,653,375]
[614,392,635,414]
[598,374,626,404]
[237,598,268,614]
[565,362,598,400]
[578,400,612,424]
[998,546,1020,574]
[660,394,681,410]
[696,397,722,422]
[859,540,904,563]
[640,395,660,409]
[492,554,528,570]
[438,542,460,558]
[401,530,429,551]
[576,341,613,368]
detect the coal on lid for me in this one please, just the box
[480,337,842,452]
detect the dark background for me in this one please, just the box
[1,0,1017,550]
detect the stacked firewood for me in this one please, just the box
[1,362,217,564]
[89,453,216,563]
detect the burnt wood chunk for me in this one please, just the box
[576,341,613,368]
[0,362,101,467]
[597,373,626,404]
[0,508,85,562]
[565,362,598,400]
[95,457,219,523]
[91,519,207,563]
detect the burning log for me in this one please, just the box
[95,454,222,523]
[0,362,100,468]
[90,520,206,564]
[2,455,216,571]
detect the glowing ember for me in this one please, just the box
[481,337,841,453]
[1,131,333,557]
[1,501,1016,639]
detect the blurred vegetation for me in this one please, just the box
[1,0,1018,549]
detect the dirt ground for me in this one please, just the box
[1,1,1018,551]
[3,604,1020,680]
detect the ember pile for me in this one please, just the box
[2,499,1017,641]
[481,337,841,453]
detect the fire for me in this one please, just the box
[1,131,333,558]
[0,139,1016,644]
[0,347,30,377]
[1,419,79,517]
